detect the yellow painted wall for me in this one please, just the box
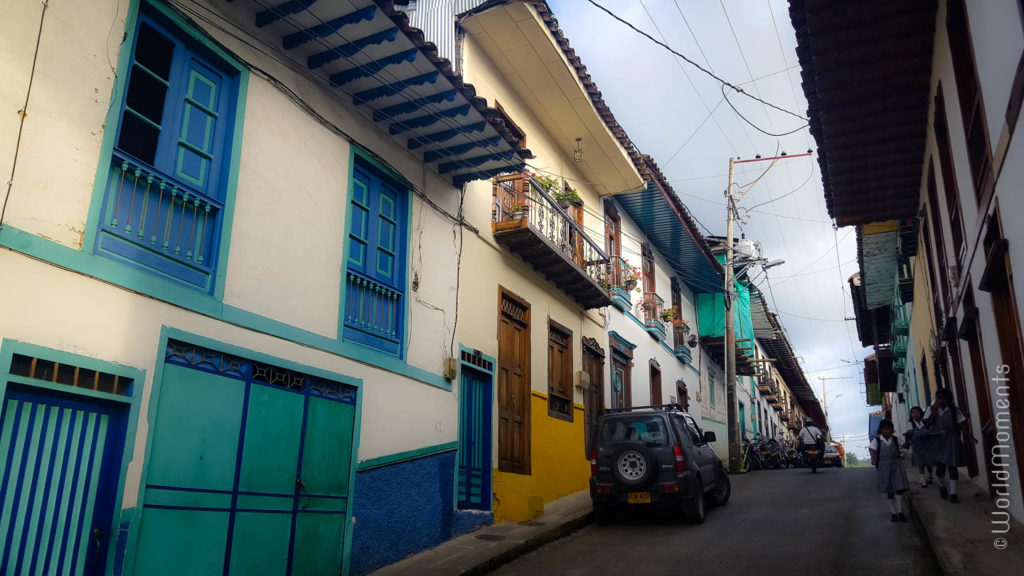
[910,243,938,403]
[492,393,589,522]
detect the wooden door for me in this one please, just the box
[547,323,572,419]
[650,362,662,405]
[961,286,997,494]
[498,290,530,475]
[0,386,128,576]
[582,339,605,457]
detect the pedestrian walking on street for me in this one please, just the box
[903,406,934,488]
[920,389,972,503]
[870,419,910,522]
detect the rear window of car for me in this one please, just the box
[599,416,670,448]
[825,446,838,453]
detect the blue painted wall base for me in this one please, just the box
[350,451,492,575]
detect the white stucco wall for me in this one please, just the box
[0,0,473,475]
[916,0,1024,522]
[0,250,459,509]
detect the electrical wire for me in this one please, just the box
[740,161,814,213]
[1,0,48,232]
[722,85,809,137]
[585,0,807,123]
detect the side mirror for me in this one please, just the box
[703,431,717,444]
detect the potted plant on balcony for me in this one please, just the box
[528,172,560,193]
[660,305,678,324]
[510,203,526,220]
[552,186,582,210]
[621,265,642,292]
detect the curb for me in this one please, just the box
[461,512,593,576]
[905,492,949,576]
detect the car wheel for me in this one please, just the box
[593,501,613,525]
[611,442,658,488]
[684,479,706,524]
[707,470,731,507]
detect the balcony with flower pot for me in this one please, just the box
[642,292,667,341]
[665,308,693,364]
[606,256,639,311]
[492,171,610,309]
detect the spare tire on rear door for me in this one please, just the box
[612,442,658,488]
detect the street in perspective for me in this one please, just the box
[1,0,1024,575]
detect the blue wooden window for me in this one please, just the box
[94,7,240,293]
[343,159,408,356]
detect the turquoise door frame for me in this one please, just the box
[0,339,145,574]
[126,327,363,576]
[456,346,495,512]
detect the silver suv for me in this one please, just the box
[589,404,731,524]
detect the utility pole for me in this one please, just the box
[723,151,810,474]
[725,157,739,473]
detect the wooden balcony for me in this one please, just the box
[702,336,756,375]
[607,256,634,311]
[672,324,693,364]
[642,292,667,341]
[492,172,611,309]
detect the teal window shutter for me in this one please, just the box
[343,160,408,356]
[95,7,239,293]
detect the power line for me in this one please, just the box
[586,0,807,123]
[722,85,808,137]
[741,161,814,213]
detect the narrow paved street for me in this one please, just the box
[492,468,940,576]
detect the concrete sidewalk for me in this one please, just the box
[368,491,592,576]
[908,479,1024,576]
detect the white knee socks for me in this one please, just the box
[889,498,898,514]
[937,476,947,488]
[895,495,904,514]
[948,479,958,495]
[919,472,927,485]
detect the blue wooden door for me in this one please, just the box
[0,385,127,575]
[457,367,492,511]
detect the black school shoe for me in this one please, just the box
[898,513,908,522]
[939,487,949,499]
[891,514,899,522]
[949,494,960,503]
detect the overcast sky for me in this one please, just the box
[548,0,876,455]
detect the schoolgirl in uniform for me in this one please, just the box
[903,406,934,488]
[921,388,971,503]
[870,418,910,522]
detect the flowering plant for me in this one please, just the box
[659,305,679,322]
[552,187,582,204]
[528,171,560,192]
[622,265,643,284]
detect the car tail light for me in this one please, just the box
[596,486,612,495]
[673,445,686,472]
[662,484,680,493]
[590,450,597,476]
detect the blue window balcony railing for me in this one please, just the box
[95,149,223,292]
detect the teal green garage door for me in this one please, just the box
[133,341,357,575]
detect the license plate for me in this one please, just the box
[628,492,651,504]
[808,450,819,455]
